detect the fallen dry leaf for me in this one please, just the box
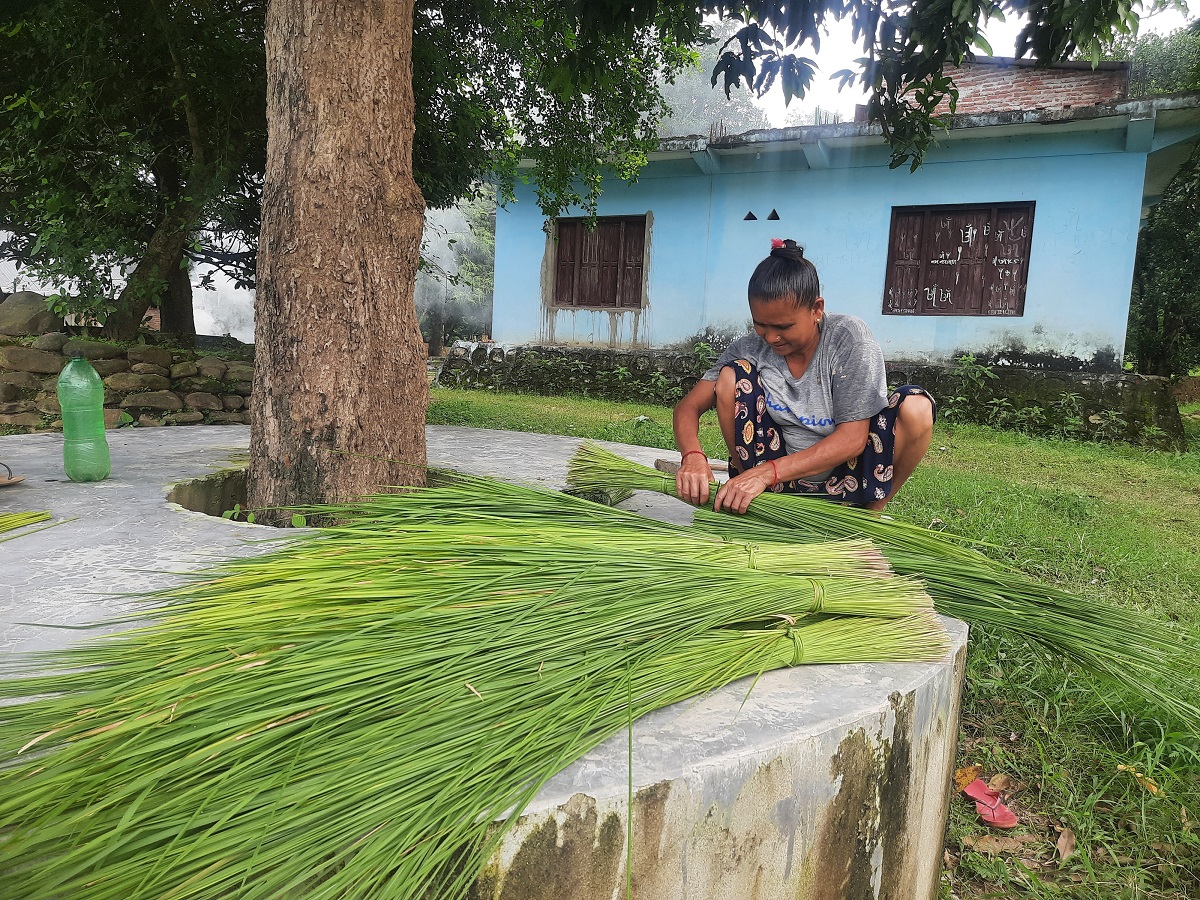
[1056,827,1076,863]
[987,772,1018,794]
[954,764,983,793]
[961,833,1038,855]
[1117,764,1161,795]
[1182,806,1192,832]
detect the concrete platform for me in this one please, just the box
[0,426,966,900]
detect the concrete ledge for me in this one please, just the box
[474,625,965,900]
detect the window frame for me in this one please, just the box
[551,215,649,312]
[881,201,1036,318]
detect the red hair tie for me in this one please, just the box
[770,238,784,249]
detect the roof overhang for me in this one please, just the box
[647,94,1200,217]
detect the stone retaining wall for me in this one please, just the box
[0,334,253,431]
[890,362,1185,449]
[437,342,708,405]
[5,332,1184,449]
[439,342,1187,449]
[1174,375,1200,406]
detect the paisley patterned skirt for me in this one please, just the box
[724,360,935,506]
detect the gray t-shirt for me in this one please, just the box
[702,313,888,476]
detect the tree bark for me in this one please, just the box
[104,213,194,340]
[251,0,428,521]
[427,304,444,358]
[159,255,196,338]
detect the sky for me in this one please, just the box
[758,0,1200,125]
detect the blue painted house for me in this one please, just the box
[491,60,1200,371]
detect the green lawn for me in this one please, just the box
[429,386,1200,900]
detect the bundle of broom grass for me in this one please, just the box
[566,442,1200,731]
[0,476,948,899]
[0,510,50,541]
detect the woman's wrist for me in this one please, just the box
[757,459,780,487]
[680,449,708,465]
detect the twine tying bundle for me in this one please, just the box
[809,579,826,614]
[788,629,806,666]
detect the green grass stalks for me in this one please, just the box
[313,474,894,579]
[0,510,50,541]
[565,442,1200,733]
[0,479,947,899]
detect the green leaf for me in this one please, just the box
[291,513,307,528]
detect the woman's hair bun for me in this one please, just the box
[769,238,804,260]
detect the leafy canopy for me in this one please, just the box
[0,0,266,322]
[1,0,1162,320]
[1124,21,1200,376]
[657,19,772,139]
[570,0,1150,170]
[0,0,695,315]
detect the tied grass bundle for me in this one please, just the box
[0,478,948,900]
[566,443,1200,731]
[316,475,894,578]
[0,510,51,541]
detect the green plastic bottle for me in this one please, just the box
[57,356,111,482]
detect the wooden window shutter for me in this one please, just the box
[883,202,1035,317]
[554,220,581,308]
[618,220,645,309]
[883,210,924,315]
[553,216,647,309]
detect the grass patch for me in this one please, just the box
[429,387,727,456]
[429,387,1200,900]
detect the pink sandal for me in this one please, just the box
[962,778,1019,829]
[0,462,24,487]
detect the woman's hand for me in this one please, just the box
[676,455,714,506]
[713,464,775,515]
[673,380,718,506]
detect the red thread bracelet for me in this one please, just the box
[768,459,779,487]
[681,450,707,463]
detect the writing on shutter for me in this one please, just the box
[883,202,1035,317]
[883,210,924,314]
[985,208,1032,316]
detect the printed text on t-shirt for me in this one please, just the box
[765,393,834,427]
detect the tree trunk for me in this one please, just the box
[427,304,444,357]
[105,212,195,341]
[159,252,196,337]
[251,0,428,522]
